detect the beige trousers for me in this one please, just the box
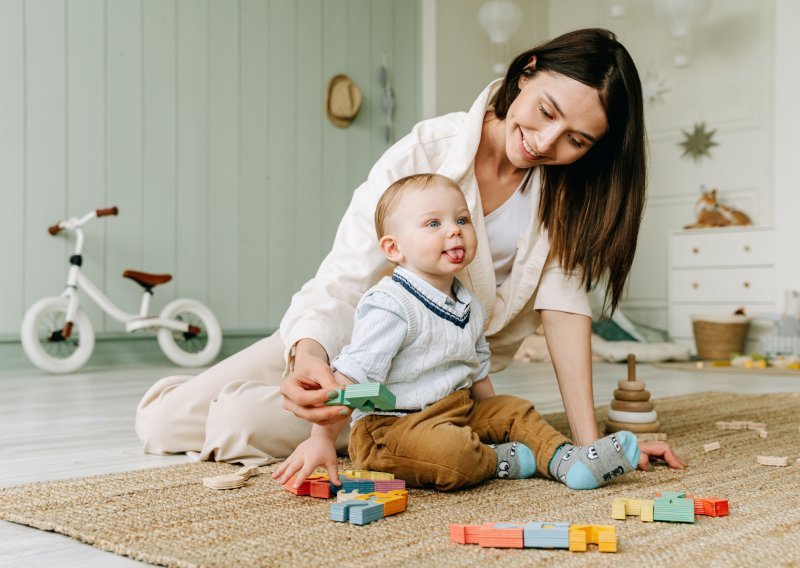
[135,331,351,465]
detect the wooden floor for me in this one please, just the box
[2,359,799,566]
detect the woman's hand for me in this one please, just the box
[271,435,342,488]
[280,340,352,426]
[636,441,687,471]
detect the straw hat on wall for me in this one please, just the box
[326,74,363,128]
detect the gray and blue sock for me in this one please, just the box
[490,442,536,479]
[548,431,639,490]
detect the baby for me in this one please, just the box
[273,173,639,491]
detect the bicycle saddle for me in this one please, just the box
[123,270,173,289]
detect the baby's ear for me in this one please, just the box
[379,235,402,264]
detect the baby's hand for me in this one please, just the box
[271,436,342,488]
[637,440,687,470]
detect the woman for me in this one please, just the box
[136,28,684,470]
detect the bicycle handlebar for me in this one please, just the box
[96,206,119,217]
[47,206,119,236]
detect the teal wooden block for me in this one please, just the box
[325,383,396,412]
[659,491,686,499]
[653,497,695,523]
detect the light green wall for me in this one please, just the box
[0,0,421,338]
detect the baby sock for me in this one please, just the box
[490,442,536,479]
[548,431,640,490]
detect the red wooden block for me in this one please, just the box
[310,480,332,499]
[696,497,729,517]
[478,523,525,549]
[283,476,311,496]
[450,524,468,544]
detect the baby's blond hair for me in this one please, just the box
[374,173,461,238]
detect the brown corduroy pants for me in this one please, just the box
[348,389,570,491]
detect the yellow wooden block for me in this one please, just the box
[640,500,654,522]
[611,499,627,520]
[342,469,394,480]
[569,525,617,553]
[568,528,587,552]
[598,532,617,553]
[612,498,654,522]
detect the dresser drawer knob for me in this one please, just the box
[743,281,750,288]
[691,247,699,254]
[691,282,699,289]
[744,245,751,252]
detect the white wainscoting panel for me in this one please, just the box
[0,0,421,338]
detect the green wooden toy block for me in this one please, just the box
[325,383,396,412]
[653,497,695,523]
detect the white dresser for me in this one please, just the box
[668,226,775,353]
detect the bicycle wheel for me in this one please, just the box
[157,298,222,367]
[20,297,95,373]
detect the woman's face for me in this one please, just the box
[504,71,608,168]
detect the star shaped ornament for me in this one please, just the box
[679,122,718,161]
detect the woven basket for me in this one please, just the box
[691,315,750,360]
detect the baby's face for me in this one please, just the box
[387,182,477,279]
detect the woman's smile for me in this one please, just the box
[519,128,546,162]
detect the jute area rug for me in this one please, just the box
[2,392,800,567]
[655,361,800,376]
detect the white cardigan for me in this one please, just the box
[280,80,592,374]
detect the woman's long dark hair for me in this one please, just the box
[492,28,646,314]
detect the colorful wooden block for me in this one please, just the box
[757,455,789,467]
[568,527,587,552]
[694,497,729,517]
[282,476,312,496]
[325,383,396,412]
[336,489,363,502]
[340,476,375,493]
[330,500,376,523]
[449,524,482,544]
[348,500,385,526]
[309,480,331,499]
[653,496,695,523]
[343,469,395,480]
[568,525,617,553]
[449,524,469,544]
[358,490,408,516]
[611,498,654,522]
[523,522,570,549]
[478,523,525,548]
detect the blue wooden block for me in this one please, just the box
[330,500,374,523]
[341,478,374,493]
[349,500,385,526]
[523,522,570,549]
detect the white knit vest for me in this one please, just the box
[368,275,486,410]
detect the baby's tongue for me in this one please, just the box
[445,248,465,261]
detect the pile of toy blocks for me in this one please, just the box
[283,469,405,499]
[283,469,409,526]
[450,522,617,553]
[612,491,729,523]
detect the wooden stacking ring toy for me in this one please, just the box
[605,354,662,437]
